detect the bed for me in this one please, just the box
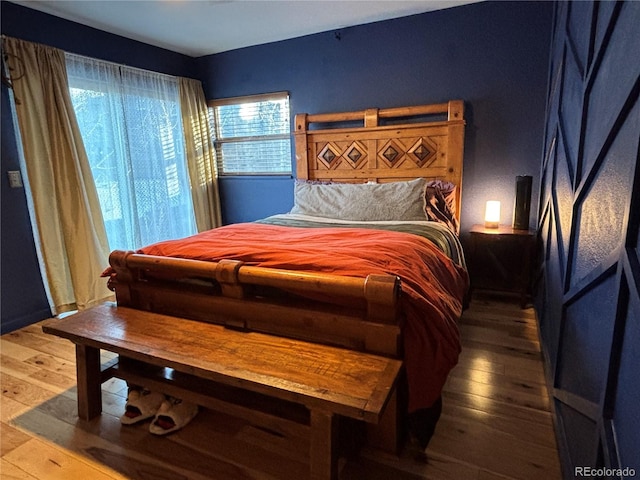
[105,99,467,454]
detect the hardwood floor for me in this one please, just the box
[1,293,562,479]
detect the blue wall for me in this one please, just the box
[536,1,640,475]
[0,1,197,331]
[197,1,553,229]
[1,83,51,333]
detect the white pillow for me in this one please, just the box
[290,178,427,221]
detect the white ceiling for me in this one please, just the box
[11,0,482,57]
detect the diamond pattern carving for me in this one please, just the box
[378,139,406,167]
[323,149,336,163]
[317,143,342,169]
[348,148,362,163]
[343,141,367,168]
[408,137,438,167]
[384,146,399,162]
[413,145,430,161]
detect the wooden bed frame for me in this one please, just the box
[106,99,466,453]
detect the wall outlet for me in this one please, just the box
[7,170,23,188]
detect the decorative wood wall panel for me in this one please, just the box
[536,0,640,476]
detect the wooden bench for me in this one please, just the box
[42,303,402,480]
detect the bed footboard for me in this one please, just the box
[107,250,402,357]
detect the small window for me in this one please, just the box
[209,92,292,175]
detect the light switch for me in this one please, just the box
[7,170,23,188]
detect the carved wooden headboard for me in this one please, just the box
[294,100,465,221]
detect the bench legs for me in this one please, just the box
[72,347,349,480]
[75,344,102,420]
[366,388,402,454]
[310,410,338,480]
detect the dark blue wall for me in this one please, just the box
[1,83,51,333]
[196,1,553,229]
[536,1,640,475]
[0,1,197,332]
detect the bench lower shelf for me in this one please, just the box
[107,356,311,438]
[96,353,373,479]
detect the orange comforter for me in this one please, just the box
[140,223,468,411]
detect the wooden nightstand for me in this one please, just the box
[468,224,536,307]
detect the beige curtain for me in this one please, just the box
[179,77,222,231]
[3,37,112,313]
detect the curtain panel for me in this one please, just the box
[3,36,112,313]
[3,37,222,314]
[179,77,222,231]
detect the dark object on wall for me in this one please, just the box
[513,175,532,230]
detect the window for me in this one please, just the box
[209,92,292,175]
[66,54,197,251]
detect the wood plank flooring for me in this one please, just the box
[1,293,562,479]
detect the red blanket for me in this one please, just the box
[140,223,468,411]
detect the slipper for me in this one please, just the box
[149,397,199,435]
[120,388,166,425]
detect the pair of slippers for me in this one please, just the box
[120,388,199,435]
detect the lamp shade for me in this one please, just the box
[485,200,501,228]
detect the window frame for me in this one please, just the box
[208,91,292,176]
